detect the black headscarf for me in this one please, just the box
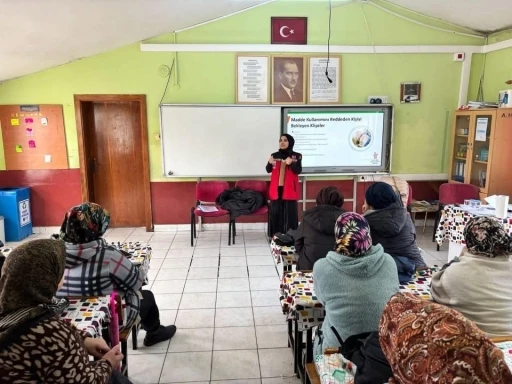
[365,182,398,210]
[279,134,295,157]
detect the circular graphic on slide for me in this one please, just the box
[349,126,372,151]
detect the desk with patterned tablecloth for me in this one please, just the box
[280,267,439,382]
[61,296,111,338]
[435,205,512,261]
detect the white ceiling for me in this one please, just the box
[0,0,510,82]
[389,0,512,33]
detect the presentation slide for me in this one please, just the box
[285,109,385,168]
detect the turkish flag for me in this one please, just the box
[271,17,307,45]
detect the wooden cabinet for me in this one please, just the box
[449,109,512,200]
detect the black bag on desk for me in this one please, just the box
[273,232,295,246]
[332,328,392,384]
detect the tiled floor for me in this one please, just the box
[6,226,448,384]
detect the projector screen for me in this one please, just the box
[283,106,393,174]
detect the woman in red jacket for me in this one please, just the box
[266,133,302,236]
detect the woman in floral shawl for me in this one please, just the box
[380,292,512,383]
[313,212,399,355]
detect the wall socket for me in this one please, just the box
[367,96,389,104]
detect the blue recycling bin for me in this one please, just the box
[0,187,32,242]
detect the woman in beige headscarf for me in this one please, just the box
[0,239,126,383]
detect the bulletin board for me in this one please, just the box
[0,104,68,170]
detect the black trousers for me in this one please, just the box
[139,290,160,332]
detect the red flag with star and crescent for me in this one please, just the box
[271,17,307,45]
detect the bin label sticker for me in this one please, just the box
[19,199,31,227]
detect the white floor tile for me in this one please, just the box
[218,266,248,278]
[191,257,220,268]
[253,306,287,326]
[183,279,218,293]
[211,350,260,381]
[156,268,189,281]
[219,248,246,257]
[127,353,165,383]
[168,327,214,352]
[217,278,250,292]
[151,280,185,294]
[256,325,289,348]
[149,241,172,250]
[179,293,216,309]
[248,266,278,277]
[249,276,279,291]
[214,326,257,350]
[187,267,218,279]
[219,257,247,267]
[171,241,193,249]
[246,256,275,266]
[212,380,260,384]
[175,309,215,329]
[195,241,221,249]
[166,249,194,258]
[246,246,271,256]
[251,291,280,307]
[215,307,254,327]
[193,248,220,257]
[150,249,168,259]
[216,291,252,308]
[160,351,212,383]
[259,348,295,378]
[161,258,192,269]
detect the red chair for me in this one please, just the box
[432,183,479,250]
[234,180,269,235]
[191,181,232,247]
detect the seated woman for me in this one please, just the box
[380,292,512,383]
[313,212,399,355]
[57,203,176,347]
[295,186,345,270]
[431,216,512,337]
[363,182,426,280]
[0,239,129,383]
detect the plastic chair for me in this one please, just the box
[234,180,269,235]
[191,181,232,247]
[432,183,479,250]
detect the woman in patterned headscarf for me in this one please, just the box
[0,240,127,383]
[312,212,399,355]
[431,216,512,336]
[58,203,177,347]
[380,292,512,383]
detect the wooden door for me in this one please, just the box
[77,96,151,228]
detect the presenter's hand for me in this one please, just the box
[268,156,275,164]
[285,157,293,165]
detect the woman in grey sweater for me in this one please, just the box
[431,216,512,337]
[313,212,399,356]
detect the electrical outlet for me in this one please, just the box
[367,96,389,104]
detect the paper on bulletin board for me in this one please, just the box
[475,118,488,141]
[10,118,19,126]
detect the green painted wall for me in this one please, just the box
[0,0,483,180]
[468,30,512,104]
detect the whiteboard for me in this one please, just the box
[160,105,281,177]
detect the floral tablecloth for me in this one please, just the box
[280,268,439,332]
[435,205,512,245]
[496,342,512,372]
[61,296,111,338]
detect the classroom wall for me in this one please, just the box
[468,29,512,103]
[0,0,482,226]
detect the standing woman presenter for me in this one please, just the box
[266,134,302,237]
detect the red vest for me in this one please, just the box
[269,162,299,201]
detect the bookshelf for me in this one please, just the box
[449,109,512,201]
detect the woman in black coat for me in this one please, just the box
[295,186,345,270]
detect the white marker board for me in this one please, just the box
[160,105,281,177]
